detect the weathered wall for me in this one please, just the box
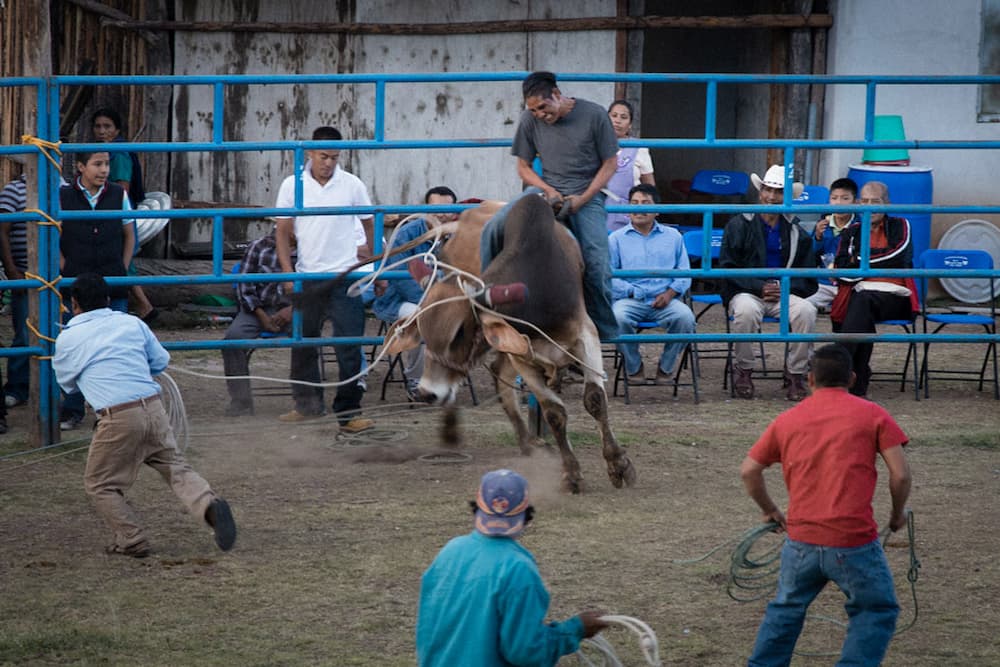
[824,0,999,243]
[170,0,617,247]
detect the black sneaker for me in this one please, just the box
[0,418,8,435]
[206,498,237,552]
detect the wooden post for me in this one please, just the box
[786,0,815,180]
[21,0,55,447]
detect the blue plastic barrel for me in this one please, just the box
[847,164,934,264]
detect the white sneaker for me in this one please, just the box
[60,415,83,431]
[5,395,19,408]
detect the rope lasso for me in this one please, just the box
[677,512,920,656]
[576,615,662,667]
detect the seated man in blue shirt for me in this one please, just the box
[53,273,236,558]
[373,186,458,399]
[609,184,696,385]
[416,469,607,666]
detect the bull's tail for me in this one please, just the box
[290,221,461,308]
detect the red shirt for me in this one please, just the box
[748,387,908,547]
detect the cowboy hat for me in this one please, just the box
[750,164,805,199]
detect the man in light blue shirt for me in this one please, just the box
[53,273,236,559]
[609,184,696,385]
[416,469,607,666]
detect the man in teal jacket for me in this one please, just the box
[416,469,607,666]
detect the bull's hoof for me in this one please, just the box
[518,436,551,456]
[561,474,583,495]
[607,455,637,489]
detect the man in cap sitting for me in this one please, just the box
[720,164,818,401]
[416,469,607,666]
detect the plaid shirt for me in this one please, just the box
[236,232,291,314]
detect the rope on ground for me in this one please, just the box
[0,442,92,475]
[576,615,662,667]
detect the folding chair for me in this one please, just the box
[869,316,921,400]
[680,229,727,378]
[792,185,831,230]
[687,170,750,229]
[690,170,750,197]
[611,321,699,404]
[918,249,999,399]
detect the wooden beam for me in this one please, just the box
[100,14,834,36]
[64,0,162,44]
[21,0,55,447]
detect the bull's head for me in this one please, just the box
[384,265,528,405]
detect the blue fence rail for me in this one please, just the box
[2,72,999,444]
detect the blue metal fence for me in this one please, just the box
[3,72,999,442]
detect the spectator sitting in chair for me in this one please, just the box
[807,177,859,312]
[222,226,294,417]
[830,180,919,398]
[372,185,459,400]
[609,183,695,386]
[720,164,817,402]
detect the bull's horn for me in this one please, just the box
[476,282,528,307]
[408,257,434,283]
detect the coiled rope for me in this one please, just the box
[157,372,190,452]
[676,512,921,656]
[576,615,662,667]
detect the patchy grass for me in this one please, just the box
[2,321,998,665]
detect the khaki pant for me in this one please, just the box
[729,292,817,375]
[84,398,215,551]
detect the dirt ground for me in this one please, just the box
[1,312,998,666]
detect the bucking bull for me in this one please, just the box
[335,195,635,493]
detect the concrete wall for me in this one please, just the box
[824,0,1000,246]
[170,0,617,247]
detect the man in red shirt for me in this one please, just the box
[739,343,912,666]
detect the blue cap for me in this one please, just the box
[475,469,530,537]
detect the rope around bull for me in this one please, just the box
[171,216,607,391]
[675,512,921,657]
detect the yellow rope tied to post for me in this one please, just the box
[24,207,61,232]
[21,135,63,170]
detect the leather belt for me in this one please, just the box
[96,393,161,418]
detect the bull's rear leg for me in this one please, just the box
[583,382,636,488]
[492,356,546,456]
[575,323,637,488]
[515,364,583,493]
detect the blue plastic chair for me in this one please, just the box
[793,185,831,227]
[690,170,750,197]
[918,249,999,399]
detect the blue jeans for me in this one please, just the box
[480,187,618,340]
[5,290,29,402]
[748,538,899,667]
[289,280,365,424]
[61,297,129,420]
[613,298,695,376]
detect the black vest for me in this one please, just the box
[59,182,128,298]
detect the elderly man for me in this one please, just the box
[720,165,817,401]
[830,180,919,397]
[416,469,607,666]
[609,183,696,385]
[480,71,619,340]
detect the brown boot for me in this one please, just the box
[785,373,807,401]
[732,366,754,399]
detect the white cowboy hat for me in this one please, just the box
[750,164,805,199]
